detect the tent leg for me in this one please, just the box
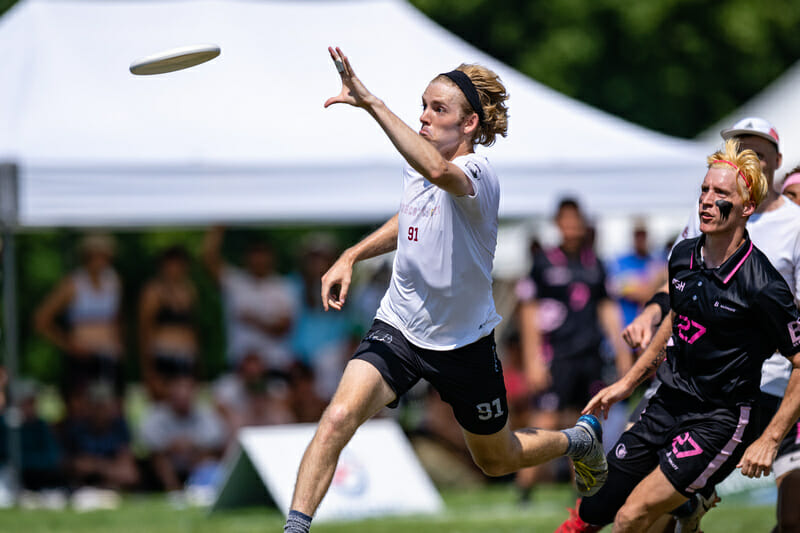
[0,163,21,501]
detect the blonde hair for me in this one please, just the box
[707,138,768,209]
[436,64,509,147]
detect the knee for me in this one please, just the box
[471,453,514,477]
[316,403,360,445]
[613,504,644,532]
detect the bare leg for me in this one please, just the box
[613,467,687,533]
[289,359,396,516]
[515,409,560,494]
[462,421,569,477]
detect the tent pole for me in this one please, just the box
[0,163,21,499]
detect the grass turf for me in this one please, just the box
[0,484,774,532]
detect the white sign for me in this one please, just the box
[211,419,444,522]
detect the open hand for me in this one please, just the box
[324,46,374,109]
[582,380,634,420]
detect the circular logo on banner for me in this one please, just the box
[331,452,369,497]
[616,443,628,459]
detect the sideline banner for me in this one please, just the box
[211,419,444,522]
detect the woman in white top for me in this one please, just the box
[283,47,608,533]
[34,234,124,401]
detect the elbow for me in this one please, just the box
[425,161,450,183]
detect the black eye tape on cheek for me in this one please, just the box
[716,200,733,220]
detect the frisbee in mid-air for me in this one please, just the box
[129,44,221,75]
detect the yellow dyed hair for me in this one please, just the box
[707,138,768,209]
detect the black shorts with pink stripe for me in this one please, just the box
[608,387,759,499]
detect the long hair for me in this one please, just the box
[436,64,509,147]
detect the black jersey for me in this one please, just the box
[660,234,800,407]
[527,246,609,359]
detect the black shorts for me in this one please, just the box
[758,392,800,478]
[608,389,758,498]
[534,351,605,412]
[353,319,508,435]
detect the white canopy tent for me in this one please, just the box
[0,0,708,228]
[0,0,712,494]
[699,60,800,186]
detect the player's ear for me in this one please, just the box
[742,201,756,217]
[462,112,479,136]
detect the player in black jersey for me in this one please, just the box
[554,139,800,532]
[515,199,631,499]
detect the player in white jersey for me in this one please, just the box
[782,165,800,206]
[282,47,608,533]
[622,118,800,533]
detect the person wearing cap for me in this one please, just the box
[282,47,608,533]
[781,165,800,206]
[555,139,800,533]
[619,118,800,532]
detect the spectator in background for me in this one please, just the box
[139,245,200,401]
[514,198,632,502]
[285,362,327,424]
[34,233,125,404]
[0,381,63,493]
[139,376,225,498]
[61,381,138,491]
[782,164,800,206]
[607,221,667,329]
[289,233,359,400]
[213,352,295,439]
[202,227,297,371]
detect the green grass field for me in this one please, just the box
[0,484,775,532]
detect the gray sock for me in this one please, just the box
[561,425,592,459]
[284,510,312,533]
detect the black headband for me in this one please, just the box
[440,70,485,124]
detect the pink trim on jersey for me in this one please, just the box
[723,241,753,284]
[690,250,694,270]
[546,247,568,267]
[687,406,750,493]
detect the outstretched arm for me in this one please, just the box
[739,352,800,478]
[321,214,399,311]
[584,312,673,419]
[325,47,474,196]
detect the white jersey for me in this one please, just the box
[675,196,800,396]
[375,153,501,350]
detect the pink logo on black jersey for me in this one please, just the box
[672,432,704,458]
[675,314,707,344]
[568,282,590,311]
[615,443,627,459]
[789,320,800,347]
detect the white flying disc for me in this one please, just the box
[130,44,221,75]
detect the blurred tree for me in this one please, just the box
[410,0,800,137]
